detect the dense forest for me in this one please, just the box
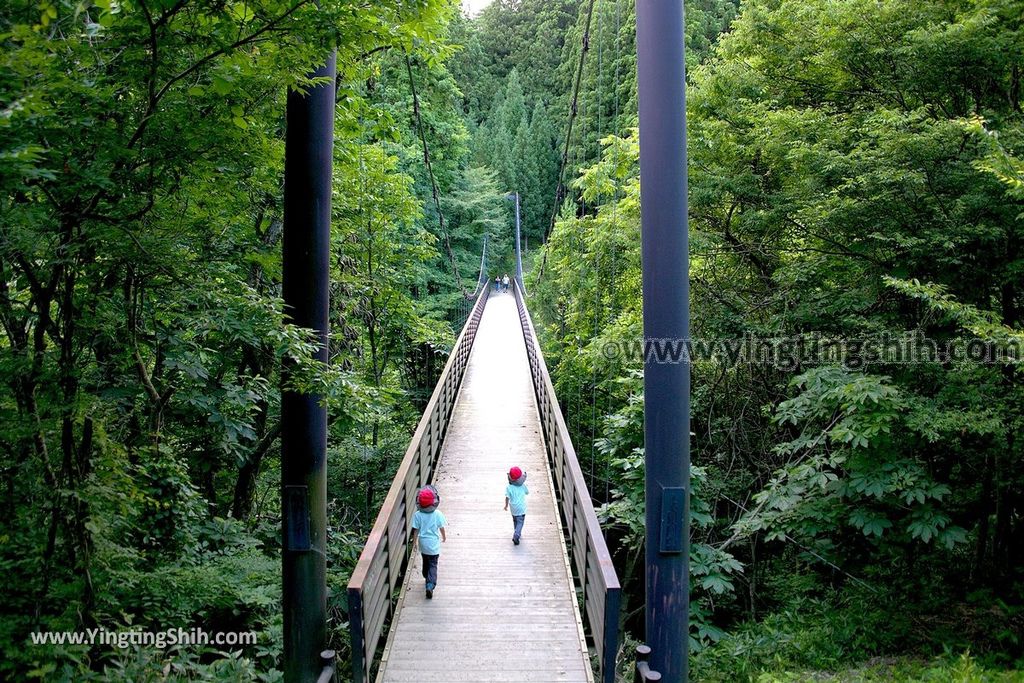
[2,0,1023,680]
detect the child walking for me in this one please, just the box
[412,487,447,599]
[504,466,529,545]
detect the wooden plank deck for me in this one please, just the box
[377,291,593,683]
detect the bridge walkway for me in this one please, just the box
[376,291,593,682]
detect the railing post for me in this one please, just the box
[347,588,365,683]
[422,424,430,486]
[603,586,622,683]
[578,534,587,608]
[384,530,394,604]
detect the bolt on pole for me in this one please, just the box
[636,0,690,680]
[282,51,336,683]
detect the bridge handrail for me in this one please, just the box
[346,285,490,683]
[512,280,621,683]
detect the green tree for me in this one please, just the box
[523,100,561,244]
[531,0,1024,659]
[0,0,464,676]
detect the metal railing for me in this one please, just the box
[513,279,621,683]
[346,284,490,683]
[449,236,490,333]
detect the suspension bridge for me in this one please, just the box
[280,0,690,681]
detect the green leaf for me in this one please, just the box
[212,76,234,95]
[849,509,893,537]
[700,574,733,594]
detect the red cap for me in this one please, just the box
[418,489,435,508]
[509,467,522,480]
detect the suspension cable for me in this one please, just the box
[478,233,489,291]
[605,0,623,505]
[404,52,471,299]
[537,0,598,282]
[570,29,588,447]
[589,0,604,491]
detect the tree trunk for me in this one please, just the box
[973,451,993,582]
[231,422,282,519]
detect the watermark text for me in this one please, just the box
[29,627,257,650]
[598,333,1022,369]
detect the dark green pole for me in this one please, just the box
[637,0,690,679]
[282,51,336,683]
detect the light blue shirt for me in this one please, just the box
[506,483,529,516]
[412,510,446,555]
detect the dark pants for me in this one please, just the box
[512,514,526,541]
[421,553,438,588]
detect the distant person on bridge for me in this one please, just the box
[504,467,529,545]
[412,487,447,599]
[502,273,510,292]
[494,275,501,292]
